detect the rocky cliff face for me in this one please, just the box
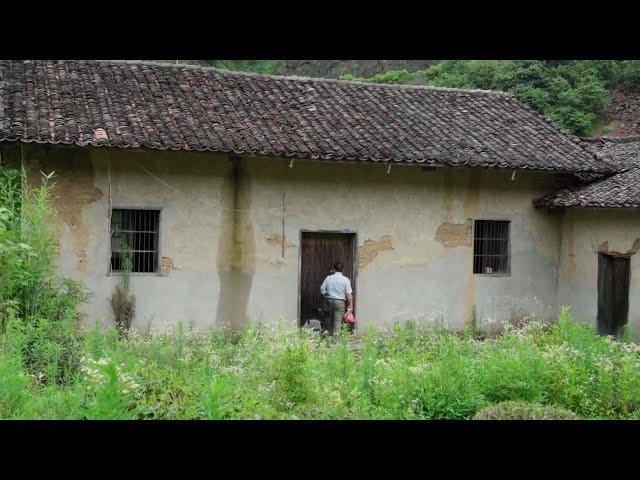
[599,86,640,136]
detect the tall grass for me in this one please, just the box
[3,309,640,420]
[2,168,640,420]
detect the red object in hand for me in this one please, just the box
[344,312,355,324]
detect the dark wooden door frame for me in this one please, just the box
[297,229,358,326]
[597,251,631,337]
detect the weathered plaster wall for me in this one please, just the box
[558,208,640,338]
[23,144,563,331]
[23,144,229,331]
[246,159,562,330]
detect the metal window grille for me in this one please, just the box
[473,220,510,275]
[110,209,160,273]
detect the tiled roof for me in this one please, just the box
[0,60,615,173]
[583,136,640,169]
[534,137,640,208]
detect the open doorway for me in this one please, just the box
[597,252,631,337]
[298,231,357,326]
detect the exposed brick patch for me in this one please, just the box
[435,220,473,248]
[358,235,393,271]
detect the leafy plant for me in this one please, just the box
[464,304,479,339]
[205,376,232,420]
[109,249,136,334]
[82,359,138,420]
[0,353,29,418]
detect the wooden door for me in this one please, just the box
[597,253,631,337]
[299,232,356,325]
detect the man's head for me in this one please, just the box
[333,260,344,272]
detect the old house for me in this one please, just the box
[0,60,636,336]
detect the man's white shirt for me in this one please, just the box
[320,272,353,300]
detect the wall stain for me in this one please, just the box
[25,146,103,273]
[270,257,286,269]
[442,167,455,222]
[463,275,478,326]
[435,220,472,248]
[358,235,394,271]
[462,169,481,325]
[216,155,256,331]
[565,209,576,282]
[463,169,481,218]
[521,209,562,265]
[265,233,296,249]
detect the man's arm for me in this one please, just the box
[345,279,353,313]
[346,293,353,312]
[320,277,327,296]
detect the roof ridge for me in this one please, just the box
[509,103,618,171]
[580,135,640,144]
[534,165,640,209]
[599,135,640,144]
[98,59,513,97]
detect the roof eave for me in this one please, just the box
[0,137,615,175]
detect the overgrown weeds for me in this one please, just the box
[0,168,88,385]
[2,301,640,419]
[109,249,136,335]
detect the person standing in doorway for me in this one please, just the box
[320,260,353,336]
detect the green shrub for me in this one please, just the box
[0,353,30,418]
[20,317,81,385]
[272,343,311,406]
[473,401,578,420]
[0,169,89,385]
[204,375,233,420]
[1,170,89,323]
[20,385,84,419]
[476,335,550,405]
[619,60,640,90]
[81,358,139,420]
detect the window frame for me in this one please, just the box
[472,218,511,277]
[108,207,163,276]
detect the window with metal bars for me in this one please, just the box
[110,209,160,273]
[473,220,510,275]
